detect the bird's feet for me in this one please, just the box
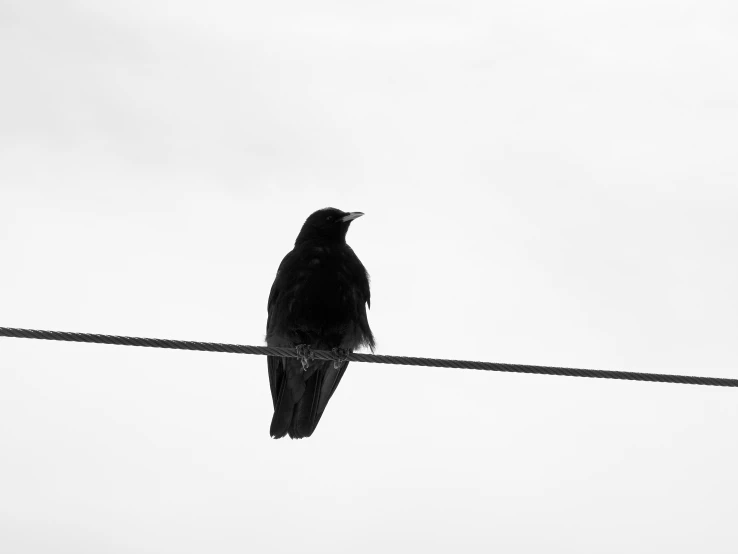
[331,348,351,369]
[295,344,314,371]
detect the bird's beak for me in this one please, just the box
[339,212,364,222]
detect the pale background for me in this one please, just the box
[1,1,737,552]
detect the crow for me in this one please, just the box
[265,207,375,439]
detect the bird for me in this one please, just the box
[265,207,375,439]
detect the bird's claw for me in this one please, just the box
[295,344,314,371]
[331,348,351,369]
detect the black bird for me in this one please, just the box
[265,207,375,439]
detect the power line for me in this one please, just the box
[0,326,735,388]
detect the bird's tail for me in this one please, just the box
[288,359,349,439]
[268,355,350,439]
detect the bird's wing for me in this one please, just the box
[266,262,286,412]
[267,249,305,438]
[267,355,284,410]
[344,245,371,309]
[266,274,282,335]
[269,354,301,439]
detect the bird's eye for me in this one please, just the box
[326,215,334,222]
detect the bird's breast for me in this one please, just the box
[284,247,362,320]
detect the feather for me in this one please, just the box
[264,208,374,439]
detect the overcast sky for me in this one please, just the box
[1,1,737,552]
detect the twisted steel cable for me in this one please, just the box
[1,326,736,388]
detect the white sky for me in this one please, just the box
[1,1,738,552]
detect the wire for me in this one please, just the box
[0,326,735,388]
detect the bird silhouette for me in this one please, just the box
[265,207,375,439]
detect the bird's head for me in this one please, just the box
[295,207,364,245]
